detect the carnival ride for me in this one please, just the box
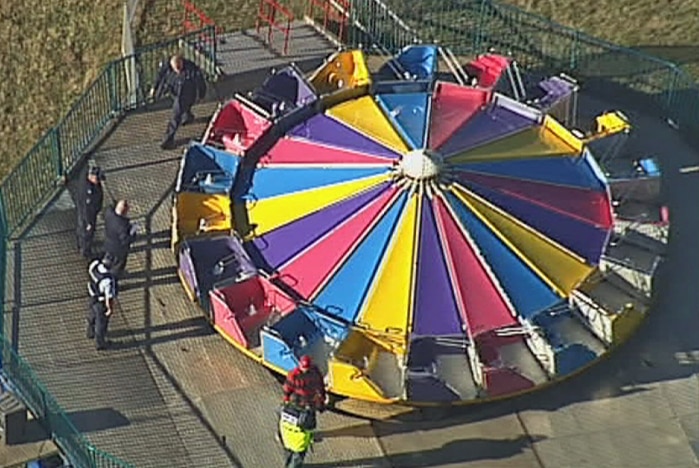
[171,46,667,404]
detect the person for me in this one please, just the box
[278,403,314,468]
[149,53,207,150]
[282,355,327,426]
[75,166,104,258]
[87,254,118,350]
[103,200,137,277]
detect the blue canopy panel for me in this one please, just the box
[376,92,431,149]
[457,153,608,192]
[249,166,389,201]
[176,143,241,194]
[457,180,608,265]
[444,192,561,319]
[261,306,350,373]
[250,65,318,116]
[312,192,408,323]
[396,45,439,80]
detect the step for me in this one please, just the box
[573,271,648,345]
[613,227,667,256]
[601,240,662,296]
[613,217,669,245]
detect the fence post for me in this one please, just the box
[53,128,64,179]
[474,0,488,54]
[108,63,119,115]
[569,30,578,71]
[0,190,6,369]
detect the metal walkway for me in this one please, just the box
[5,22,699,468]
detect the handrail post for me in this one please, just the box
[108,62,119,114]
[53,128,64,179]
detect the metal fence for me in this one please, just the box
[348,0,699,140]
[0,27,217,468]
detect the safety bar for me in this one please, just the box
[306,0,351,43]
[182,1,223,40]
[256,0,295,55]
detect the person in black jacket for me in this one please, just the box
[149,53,207,150]
[75,166,104,259]
[104,200,137,277]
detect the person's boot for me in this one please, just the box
[160,137,176,150]
[182,113,195,126]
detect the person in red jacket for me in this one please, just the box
[282,355,327,415]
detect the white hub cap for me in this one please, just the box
[399,149,443,180]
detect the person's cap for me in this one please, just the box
[299,355,312,369]
[88,166,105,180]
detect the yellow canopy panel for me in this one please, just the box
[357,193,418,346]
[450,115,584,164]
[452,184,593,295]
[327,95,410,155]
[584,111,632,142]
[248,172,390,236]
[310,50,372,94]
[171,192,232,250]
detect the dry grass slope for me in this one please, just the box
[0,0,697,182]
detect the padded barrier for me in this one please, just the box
[204,98,271,153]
[261,306,349,373]
[405,336,480,402]
[210,275,296,349]
[175,142,241,194]
[249,65,318,117]
[178,235,257,315]
[310,50,371,95]
[171,192,232,252]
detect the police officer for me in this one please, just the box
[87,254,118,350]
[104,200,137,277]
[278,403,314,468]
[149,53,207,150]
[75,166,104,258]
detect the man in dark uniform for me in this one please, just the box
[75,166,104,258]
[87,254,119,351]
[104,200,137,277]
[149,53,207,150]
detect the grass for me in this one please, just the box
[0,0,697,182]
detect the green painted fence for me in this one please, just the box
[0,27,217,468]
[348,0,699,140]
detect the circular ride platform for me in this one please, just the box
[171,46,659,407]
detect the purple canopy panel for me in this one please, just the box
[186,236,258,295]
[262,66,318,107]
[439,95,540,157]
[253,182,391,269]
[413,197,464,336]
[537,77,575,109]
[407,377,460,402]
[288,114,402,159]
[178,247,199,298]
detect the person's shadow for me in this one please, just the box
[306,434,544,467]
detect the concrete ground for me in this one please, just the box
[2,22,698,468]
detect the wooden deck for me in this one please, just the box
[2,23,698,468]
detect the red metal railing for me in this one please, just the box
[256,0,295,55]
[183,0,223,41]
[305,0,350,43]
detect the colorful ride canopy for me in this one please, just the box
[176,47,618,405]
